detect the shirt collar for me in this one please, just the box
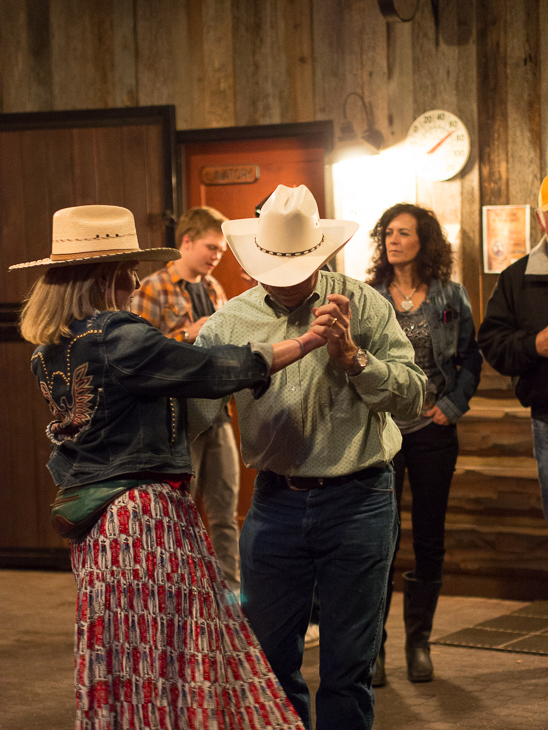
[167,260,184,285]
[525,235,548,275]
[166,260,214,288]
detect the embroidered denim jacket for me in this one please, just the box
[375,280,482,423]
[31,311,270,489]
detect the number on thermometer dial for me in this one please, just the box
[406,110,471,181]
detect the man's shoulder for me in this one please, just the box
[202,287,263,326]
[501,254,529,280]
[215,285,261,306]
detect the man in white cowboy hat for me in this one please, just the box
[194,185,426,730]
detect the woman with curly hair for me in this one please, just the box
[367,203,482,685]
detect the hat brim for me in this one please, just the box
[9,247,181,271]
[222,218,359,287]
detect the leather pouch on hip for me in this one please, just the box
[50,479,144,540]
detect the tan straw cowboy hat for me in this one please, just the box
[221,185,359,287]
[9,205,180,270]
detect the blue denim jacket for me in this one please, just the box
[374,280,482,423]
[31,311,270,489]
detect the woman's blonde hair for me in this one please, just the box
[20,261,131,345]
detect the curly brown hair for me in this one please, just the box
[366,203,453,287]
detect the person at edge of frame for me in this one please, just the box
[132,206,243,595]
[479,175,548,523]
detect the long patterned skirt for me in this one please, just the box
[70,483,305,730]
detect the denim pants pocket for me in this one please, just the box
[531,419,548,520]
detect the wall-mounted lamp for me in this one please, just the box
[377,0,419,22]
[331,92,385,164]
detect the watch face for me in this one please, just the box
[406,110,470,182]
[356,349,368,367]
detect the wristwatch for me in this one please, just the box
[345,348,368,377]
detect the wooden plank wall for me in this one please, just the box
[1,0,548,584]
[2,0,545,321]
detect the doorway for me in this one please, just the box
[177,121,333,523]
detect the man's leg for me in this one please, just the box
[190,418,241,592]
[240,472,316,730]
[532,418,548,520]
[313,466,397,730]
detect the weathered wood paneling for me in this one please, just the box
[135,0,191,125]
[49,0,116,110]
[232,0,291,125]
[0,0,52,112]
[2,0,548,586]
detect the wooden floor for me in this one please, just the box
[1,569,548,730]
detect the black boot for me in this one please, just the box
[403,571,441,682]
[372,580,393,687]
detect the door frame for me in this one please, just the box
[0,105,178,570]
[0,104,178,342]
[176,120,334,216]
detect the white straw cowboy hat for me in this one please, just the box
[9,205,181,270]
[221,185,359,287]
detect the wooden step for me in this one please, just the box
[400,511,548,534]
[398,512,548,577]
[455,455,537,479]
[475,362,513,393]
[463,396,530,420]
[458,419,532,456]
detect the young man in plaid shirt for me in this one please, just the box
[132,207,242,593]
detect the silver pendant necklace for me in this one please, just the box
[391,282,418,312]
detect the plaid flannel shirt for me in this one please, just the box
[131,261,227,341]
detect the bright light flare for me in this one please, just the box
[332,143,417,280]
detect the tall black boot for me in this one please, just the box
[403,571,441,682]
[372,580,393,687]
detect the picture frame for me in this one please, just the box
[482,205,531,274]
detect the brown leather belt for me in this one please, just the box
[261,466,387,492]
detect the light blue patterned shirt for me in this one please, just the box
[193,271,426,477]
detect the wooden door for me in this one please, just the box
[0,106,177,568]
[178,122,333,525]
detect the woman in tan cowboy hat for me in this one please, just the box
[12,204,332,730]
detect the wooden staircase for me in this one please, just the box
[395,366,548,600]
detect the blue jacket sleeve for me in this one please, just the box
[102,312,271,400]
[436,284,483,422]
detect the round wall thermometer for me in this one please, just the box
[406,110,471,181]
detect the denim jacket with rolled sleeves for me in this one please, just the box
[374,280,483,423]
[31,310,271,490]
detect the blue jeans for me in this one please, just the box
[531,418,548,520]
[239,466,397,730]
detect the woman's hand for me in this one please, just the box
[312,294,358,369]
[424,405,450,425]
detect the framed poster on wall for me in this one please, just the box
[482,205,531,274]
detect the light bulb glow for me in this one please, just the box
[332,143,417,280]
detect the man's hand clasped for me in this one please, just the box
[311,294,359,370]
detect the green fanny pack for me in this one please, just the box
[50,478,146,540]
